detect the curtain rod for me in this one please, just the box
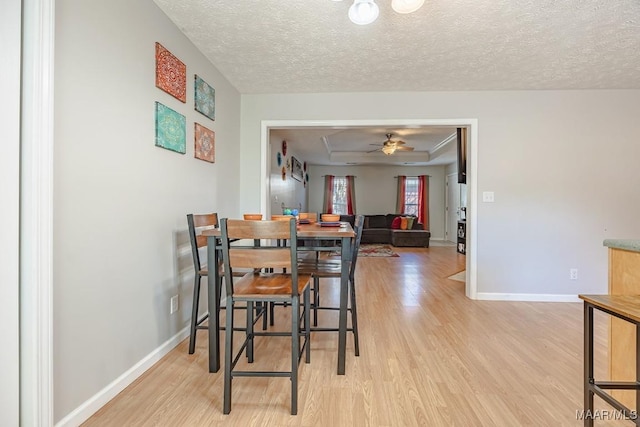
[320,175,357,178]
[394,175,431,178]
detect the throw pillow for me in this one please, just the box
[391,216,401,229]
[400,217,408,230]
[406,216,415,230]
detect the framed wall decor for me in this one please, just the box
[155,102,186,154]
[194,122,215,163]
[194,75,215,120]
[291,156,303,181]
[155,42,186,103]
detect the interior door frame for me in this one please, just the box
[445,172,460,243]
[260,118,478,299]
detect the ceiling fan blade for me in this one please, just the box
[366,147,382,153]
[394,140,407,145]
[395,146,414,151]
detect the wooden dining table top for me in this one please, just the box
[201,220,355,239]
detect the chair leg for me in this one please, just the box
[188,274,202,354]
[350,278,360,357]
[223,296,234,414]
[291,295,299,415]
[270,301,275,326]
[313,277,320,326]
[304,287,311,363]
[260,302,268,330]
[247,301,254,363]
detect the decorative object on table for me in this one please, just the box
[276,152,282,166]
[155,42,186,103]
[281,140,287,156]
[321,214,340,222]
[194,74,215,120]
[155,102,186,154]
[281,166,286,180]
[291,156,303,181]
[194,123,215,163]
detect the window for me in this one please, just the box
[403,177,419,216]
[332,176,347,214]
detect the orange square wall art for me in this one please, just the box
[194,123,215,163]
[155,42,186,103]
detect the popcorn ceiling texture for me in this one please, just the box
[153,0,640,94]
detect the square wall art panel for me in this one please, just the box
[194,75,215,120]
[155,42,186,103]
[194,122,215,163]
[155,102,186,154]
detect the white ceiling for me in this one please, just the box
[153,0,640,166]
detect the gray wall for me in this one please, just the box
[240,91,640,297]
[307,164,447,239]
[269,135,308,217]
[54,0,241,421]
[0,0,21,424]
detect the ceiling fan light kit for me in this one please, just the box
[391,0,425,14]
[334,0,424,25]
[382,145,396,155]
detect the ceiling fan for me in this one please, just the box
[368,133,415,155]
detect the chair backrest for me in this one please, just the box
[219,218,301,295]
[349,215,365,279]
[187,213,219,272]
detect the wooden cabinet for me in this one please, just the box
[457,221,466,255]
[605,241,640,410]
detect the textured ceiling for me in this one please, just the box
[152,0,640,166]
[154,0,640,94]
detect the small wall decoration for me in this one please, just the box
[303,161,307,172]
[276,152,282,166]
[281,166,286,181]
[305,173,309,182]
[155,102,186,154]
[291,156,303,181]
[194,75,215,120]
[194,122,215,163]
[282,140,287,156]
[155,43,186,103]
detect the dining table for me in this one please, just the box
[203,220,356,375]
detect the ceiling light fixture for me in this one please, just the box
[391,0,425,14]
[333,0,424,25]
[381,145,396,155]
[348,0,380,25]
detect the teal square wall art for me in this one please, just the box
[194,75,215,120]
[155,102,186,154]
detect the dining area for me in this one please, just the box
[192,212,362,415]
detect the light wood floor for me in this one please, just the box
[83,246,618,426]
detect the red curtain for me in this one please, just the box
[395,175,406,214]
[418,175,429,230]
[323,175,334,214]
[346,175,356,214]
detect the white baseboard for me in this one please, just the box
[475,293,581,303]
[55,325,191,427]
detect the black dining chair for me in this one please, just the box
[298,214,364,356]
[219,218,311,415]
[186,213,267,354]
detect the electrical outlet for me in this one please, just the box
[482,191,495,203]
[570,269,578,280]
[170,295,179,314]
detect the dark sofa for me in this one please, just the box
[339,214,430,247]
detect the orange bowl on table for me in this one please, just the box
[243,214,263,220]
[321,214,340,222]
[271,214,293,221]
[298,212,309,220]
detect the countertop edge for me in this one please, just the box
[603,239,640,253]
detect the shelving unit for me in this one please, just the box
[457,220,466,255]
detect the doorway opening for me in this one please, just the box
[260,119,478,299]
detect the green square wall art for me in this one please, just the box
[194,75,215,121]
[155,102,186,154]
